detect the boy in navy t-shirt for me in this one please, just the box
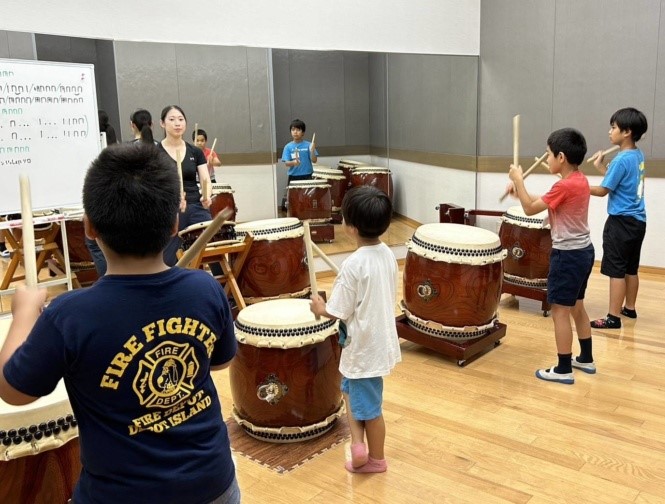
[0,143,240,504]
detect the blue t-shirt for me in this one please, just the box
[4,268,237,504]
[601,148,646,222]
[281,140,319,177]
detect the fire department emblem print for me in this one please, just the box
[133,342,200,409]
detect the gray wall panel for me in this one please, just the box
[343,52,370,145]
[369,53,387,149]
[0,31,35,59]
[271,49,292,150]
[94,40,120,139]
[552,0,658,156]
[114,41,179,142]
[246,47,272,153]
[478,0,556,156]
[388,53,478,156]
[652,0,665,158]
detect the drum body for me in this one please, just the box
[499,207,552,287]
[0,319,80,504]
[287,180,332,222]
[313,167,347,211]
[230,299,343,442]
[350,167,393,200]
[178,220,237,251]
[234,218,310,302]
[337,159,366,189]
[210,183,237,222]
[402,223,506,340]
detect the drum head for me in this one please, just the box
[235,299,338,347]
[352,166,391,174]
[235,218,303,241]
[211,183,234,194]
[287,180,331,189]
[409,223,506,264]
[504,206,550,229]
[178,220,212,237]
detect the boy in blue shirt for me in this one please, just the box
[589,108,648,329]
[0,143,240,504]
[281,118,318,184]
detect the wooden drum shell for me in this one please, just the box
[210,189,237,222]
[350,169,393,200]
[403,252,503,327]
[229,337,342,429]
[499,222,552,281]
[287,185,332,222]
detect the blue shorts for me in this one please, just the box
[547,244,595,306]
[341,377,383,421]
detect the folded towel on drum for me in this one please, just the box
[225,416,350,473]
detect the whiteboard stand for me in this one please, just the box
[0,214,78,296]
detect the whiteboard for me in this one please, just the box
[0,58,100,214]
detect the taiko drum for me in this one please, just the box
[336,159,366,188]
[0,319,81,504]
[350,166,393,200]
[287,180,332,222]
[312,166,347,211]
[402,223,506,340]
[499,206,552,288]
[233,218,310,303]
[178,220,237,251]
[209,183,237,222]
[229,299,343,442]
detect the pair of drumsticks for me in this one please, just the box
[499,114,620,202]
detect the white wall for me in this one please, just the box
[214,165,276,223]
[477,172,663,269]
[1,1,480,56]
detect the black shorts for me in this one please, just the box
[547,244,595,307]
[600,215,646,277]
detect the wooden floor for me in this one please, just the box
[2,218,665,502]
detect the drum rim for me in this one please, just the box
[235,218,303,239]
[408,224,506,264]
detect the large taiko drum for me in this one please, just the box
[56,208,99,286]
[337,159,366,188]
[287,180,332,222]
[499,206,552,288]
[402,223,506,340]
[350,166,393,200]
[0,318,81,504]
[234,218,310,303]
[230,299,343,442]
[209,183,237,222]
[313,166,347,212]
[178,220,237,251]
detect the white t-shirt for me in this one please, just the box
[325,242,402,379]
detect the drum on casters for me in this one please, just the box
[287,180,332,223]
[350,166,393,200]
[178,220,237,251]
[312,166,347,212]
[499,206,552,288]
[229,298,343,442]
[233,218,311,303]
[0,319,81,504]
[402,223,506,340]
[209,183,237,222]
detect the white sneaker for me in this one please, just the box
[0,249,10,259]
[535,367,574,385]
[571,357,596,374]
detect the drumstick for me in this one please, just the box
[209,138,217,157]
[175,149,184,195]
[19,175,38,287]
[176,208,233,268]
[499,151,547,202]
[302,221,320,320]
[311,133,316,145]
[513,115,520,169]
[310,241,340,274]
[536,156,549,170]
[194,123,199,144]
[586,145,620,163]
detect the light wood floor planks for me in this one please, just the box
[2,217,665,502]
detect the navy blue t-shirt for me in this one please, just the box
[4,268,237,504]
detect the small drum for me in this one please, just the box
[350,166,393,200]
[337,159,366,188]
[0,318,80,503]
[178,220,237,251]
[234,218,311,303]
[230,299,343,442]
[313,166,348,211]
[209,183,238,222]
[402,223,506,340]
[287,179,332,223]
[499,206,552,288]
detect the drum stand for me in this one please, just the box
[395,314,507,367]
[501,281,551,316]
[308,220,335,243]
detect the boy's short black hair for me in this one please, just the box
[192,128,208,142]
[547,128,587,166]
[341,186,392,238]
[610,107,648,142]
[83,143,180,257]
[290,119,306,132]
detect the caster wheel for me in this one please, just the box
[457,359,466,367]
[543,311,550,317]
